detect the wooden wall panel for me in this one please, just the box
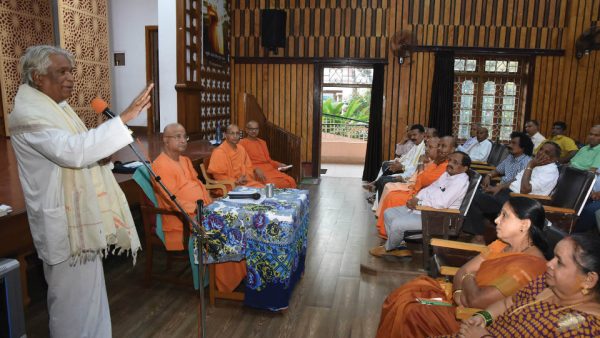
[232,0,600,162]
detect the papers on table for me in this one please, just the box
[0,204,13,217]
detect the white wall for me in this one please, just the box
[157,0,178,129]
[109,0,157,126]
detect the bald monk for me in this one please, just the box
[153,123,246,292]
[239,120,297,188]
[375,136,456,237]
[208,124,264,190]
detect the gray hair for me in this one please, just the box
[19,45,75,86]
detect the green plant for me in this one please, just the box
[322,98,344,115]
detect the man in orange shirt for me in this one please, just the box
[208,124,265,190]
[375,136,456,237]
[153,123,246,292]
[239,120,297,188]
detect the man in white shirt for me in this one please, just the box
[467,127,493,162]
[525,119,546,153]
[370,151,471,257]
[9,45,152,338]
[462,142,561,242]
[458,123,480,152]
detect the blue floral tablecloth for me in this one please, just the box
[202,187,309,310]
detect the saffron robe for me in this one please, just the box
[208,142,264,189]
[239,137,297,188]
[376,161,448,237]
[376,240,547,338]
[153,153,246,292]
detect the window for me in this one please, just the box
[453,56,528,142]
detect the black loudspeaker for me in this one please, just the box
[261,9,286,52]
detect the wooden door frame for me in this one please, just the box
[145,25,159,134]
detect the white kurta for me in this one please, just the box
[509,162,560,195]
[10,98,133,338]
[467,139,493,162]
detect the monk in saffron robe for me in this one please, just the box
[208,123,265,190]
[375,136,455,237]
[153,123,246,292]
[238,120,297,188]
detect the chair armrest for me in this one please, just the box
[205,183,230,197]
[471,160,489,165]
[430,238,487,252]
[509,192,552,201]
[439,266,460,276]
[456,307,481,320]
[543,206,576,214]
[416,206,461,214]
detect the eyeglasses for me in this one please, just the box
[226,132,243,137]
[165,134,190,141]
[246,128,259,131]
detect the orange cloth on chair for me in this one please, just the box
[152,152,212,250]
[375,161,448,236]
[153,152,246,292]
[207,142,265,189]
[375,240,547,338]
[239,137,297,188]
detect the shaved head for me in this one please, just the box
[163,123,184,135]
[246,120,259,128]
[441,136,456,148]
[226,124,239,133]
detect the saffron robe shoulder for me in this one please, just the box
[207,142,264,188]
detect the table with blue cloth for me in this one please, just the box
[202,187,309,311]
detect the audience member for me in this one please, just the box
[466,127,492,162]
[370,151,471,257]
[208,124,265,189]
[374,136,455,237]
[524,119,546,152]
[238,120,297,188]
[569,125,600,172]
[375,197,550,338]
[549,121,579,163]
[458,123,480,153]
[454,235,600,337]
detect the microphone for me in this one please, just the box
[91,98,116,119]
[227,192,261,200]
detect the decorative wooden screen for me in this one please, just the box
[0,0,55,136]
[177,0,231,139]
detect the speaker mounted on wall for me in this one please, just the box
[260,9,286,54]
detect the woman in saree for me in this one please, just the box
[375,197,551,338]
[454,234,600,337]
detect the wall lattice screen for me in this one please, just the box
[56,0,111,129]
[0,0,55,136]
[178,0,231,139]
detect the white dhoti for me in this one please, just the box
[44,258,111,338]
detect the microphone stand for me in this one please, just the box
[111,122,207,338]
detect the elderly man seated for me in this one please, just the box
[238,120,297,188]
[457,123,480,152]
[462,141,560,243]
[370,151,472,258]
[153,123,246,293]
[208,124,265,190]
[465,127,492,162]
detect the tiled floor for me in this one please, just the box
[320,163,364,178]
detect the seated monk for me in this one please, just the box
[238,120,297,188]
[208,123,265,190]
[152,123,246,292]
[375,197,551,338]
[375,136,455,237]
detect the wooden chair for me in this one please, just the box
[199,156,236,197]
[511,166,596,233]
[415,170,482,270]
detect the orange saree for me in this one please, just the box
[375,240,547,338]
[376,161,448,237]
[207,142,264,189]
[239,138,296,188]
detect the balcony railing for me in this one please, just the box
[322,113,369,141]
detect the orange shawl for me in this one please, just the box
[239,137,296,188]
[207,142,264,189]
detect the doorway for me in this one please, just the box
[314,65,373,178]
[145,26,160,134]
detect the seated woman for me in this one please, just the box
[454,234,600,337]
[375,197,551,338]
